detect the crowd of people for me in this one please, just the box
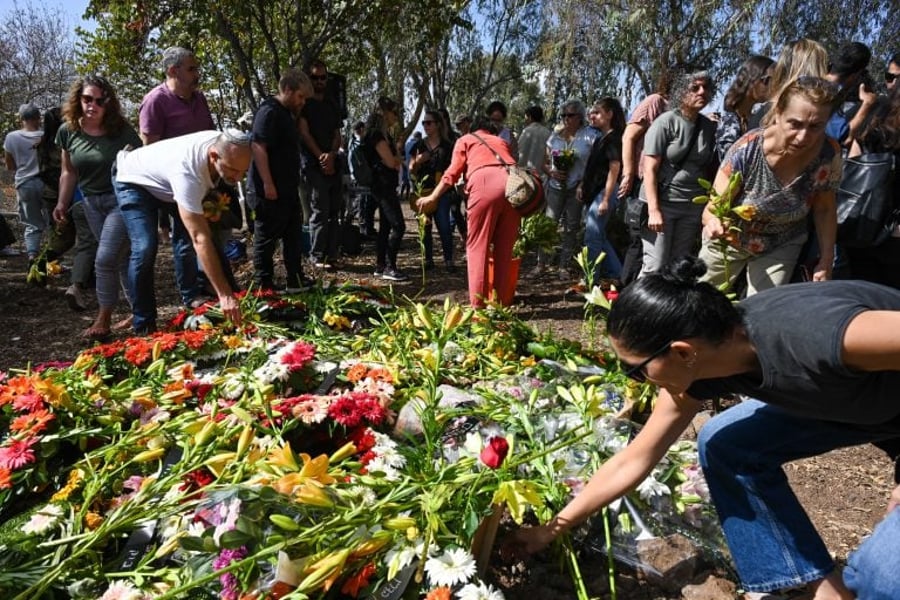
[2,37,900,599]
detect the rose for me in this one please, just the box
[479,436,509,469]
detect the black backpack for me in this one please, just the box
[348,137,374,187]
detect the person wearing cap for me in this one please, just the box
[114,130,250,334]
[139,46,218,308]
[824,41,879,144]
[3,104,46,260]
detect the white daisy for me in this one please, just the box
[456,581,505,600]
[425,547,477,588]
[21,504,64,535]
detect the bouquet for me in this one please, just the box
[551,148,576,173]
[202,191,232,223]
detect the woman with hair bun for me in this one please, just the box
[511,255,900,600]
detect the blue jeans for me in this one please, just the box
[169,206,202,304]
[16,178,46,257]
[843,506,900,599]
[115,178,161,333]
[583,192,622,280]
[698,399,900,593]
[82,192,130,309]
[424,192,454,264]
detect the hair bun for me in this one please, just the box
[660,255,707,285]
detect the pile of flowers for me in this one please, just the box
[0,285,724,599]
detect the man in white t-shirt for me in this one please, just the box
[114,129,250,333]
[3,104,45,259]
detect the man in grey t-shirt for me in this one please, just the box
[3,104,45,259]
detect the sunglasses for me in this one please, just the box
[886,72,898,83]
[81,94,108,107]
[310,74,328,81]
[620,341,672,383]
[760,74,772,84]
[688,83,709,93]
[422,120,436,125]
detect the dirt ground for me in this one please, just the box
[0,178,894,599]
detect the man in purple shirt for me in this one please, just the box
[139,47,217,308]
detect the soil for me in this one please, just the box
[0,176,894,599]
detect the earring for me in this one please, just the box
[685,351,697,369]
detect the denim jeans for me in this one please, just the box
[843,506,900,599]
[373,183,406,270]
[423,192,454,264]
[698,399,900,593]
[82,192,130,309]
[170,206,201,304]
[16,177,46,257]
[583,192,622,281]
[115,178,161,333]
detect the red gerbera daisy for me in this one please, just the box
[0,437,38,470]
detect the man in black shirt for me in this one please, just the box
[299,60,343,270]
[249,68,315,291]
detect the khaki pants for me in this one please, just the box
[699,233,806,296]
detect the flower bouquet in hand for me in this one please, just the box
[551,148,576,173]
[692,171,751,290]
[202,191,231,223]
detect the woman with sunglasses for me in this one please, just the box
[537,99,597,280]
[699,77,842,296]
[715,55,774,159]
[409,110,456,272]
[511,255,900,600]
[52,75,141,340]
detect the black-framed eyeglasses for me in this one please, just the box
[81,94,108,107]
[886,72,898,83]
[621,341,672,383]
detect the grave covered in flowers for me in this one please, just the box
[0,284,725,599]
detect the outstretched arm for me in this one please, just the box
[509,387,701,554]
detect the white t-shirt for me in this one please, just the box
[3,129,43,187]
[115,130,219,214]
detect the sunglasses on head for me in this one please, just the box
[81,94,108,107]
[620,341,672,383]
[886,72,898,83]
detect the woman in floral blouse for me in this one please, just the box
[699,76,842,295]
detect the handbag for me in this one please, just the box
[836,151,897,248]
[471,132,545,216]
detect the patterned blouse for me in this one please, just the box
[721,128,842,254]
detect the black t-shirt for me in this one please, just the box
[364,129,399,190]
[249,96,300,200]
[687,280,900,426]
[582,130,622,202]
[300,97,342,170]
[410,137,453,189]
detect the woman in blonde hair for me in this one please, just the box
[700,77,842,295]
[749,39,828,129]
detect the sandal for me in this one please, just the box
[82,327,111,343]
[112,316,133,331]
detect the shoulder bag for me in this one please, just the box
[471,132,545,217]
[836,151,897,248]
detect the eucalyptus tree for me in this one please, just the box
[78,0,468,126]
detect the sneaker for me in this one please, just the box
[65,284,87,311]
[373,266,385,277]
[285,274,315,293]
[382,268,409,282]
[0,246,21,256]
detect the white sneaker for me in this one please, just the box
[65,284,87,311]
